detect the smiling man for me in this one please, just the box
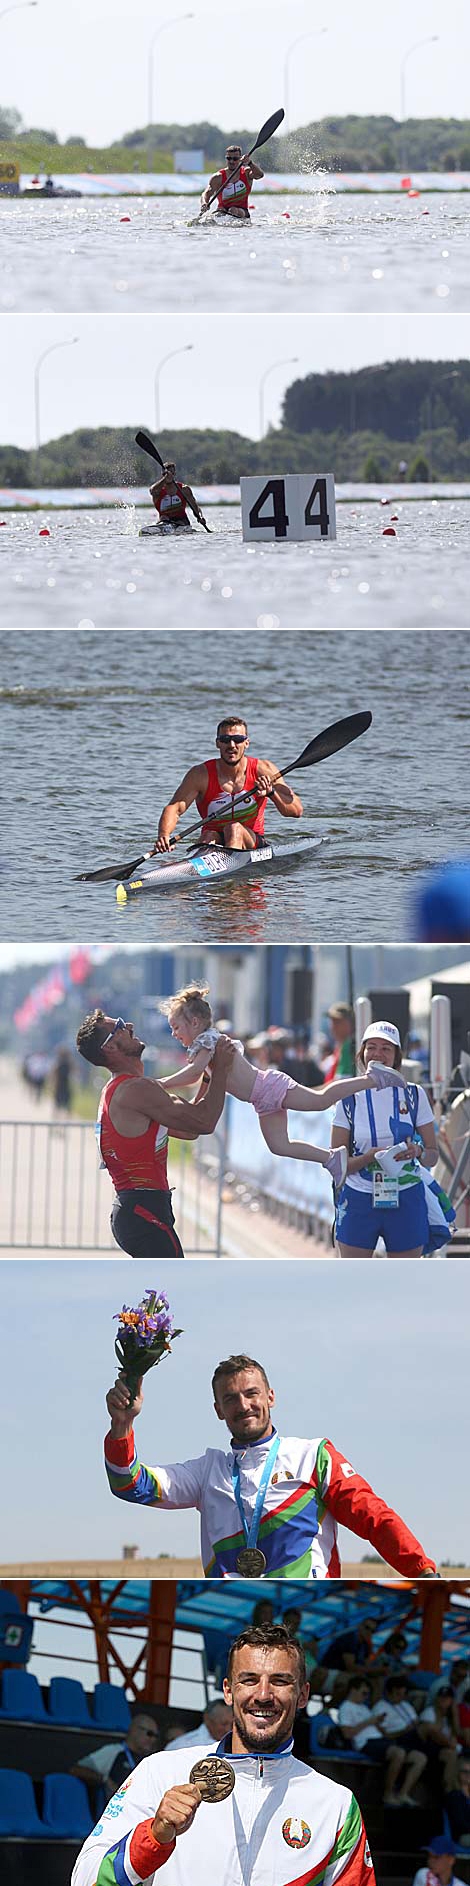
[104,1352,436,1579]
[153,716,303,854]
[76,1009,234,1259]
[72,1624,377,1886]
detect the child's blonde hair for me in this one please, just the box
[159,982,213,1029]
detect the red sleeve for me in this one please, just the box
[335,1818,377,1886]
[322,1440,436,1576]
[129,1820,176,1877]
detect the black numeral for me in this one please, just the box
[249,479,289,538]
[305,478,329,537]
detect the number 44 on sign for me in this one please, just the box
[241,473,336,543]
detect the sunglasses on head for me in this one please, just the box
[101,1017,127,1048]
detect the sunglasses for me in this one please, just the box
[218,733,247,744]
[101,1016,127,1048]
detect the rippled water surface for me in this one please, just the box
[1,193,469,313]
[1,500,468,628]
[1,628,468,943]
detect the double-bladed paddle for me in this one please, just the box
[75,711,372,883]
[189,106,285,226]
[134,430,211,533]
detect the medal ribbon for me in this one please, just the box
[231,1433,281,1548]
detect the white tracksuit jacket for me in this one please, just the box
[71,1738,376,1886]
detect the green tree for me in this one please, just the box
[363,454,383,481]
[407,453,430,482]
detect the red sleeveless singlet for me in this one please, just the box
[196,756,267,839]
[98,1074,169,1193]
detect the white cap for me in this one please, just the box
[362,1020,401,1048]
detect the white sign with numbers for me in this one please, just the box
[241,474,336,543]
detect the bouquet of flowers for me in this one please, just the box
[114,1289,182,1404]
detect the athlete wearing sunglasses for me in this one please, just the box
[153,718,303,854]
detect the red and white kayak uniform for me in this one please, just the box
[97,1073,169,1194]
[196,756,267,843]
[155,483,188,523]
[104,1425,436,1579]
[217,164,251,213]
[71,1737,376,1886]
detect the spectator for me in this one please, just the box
[445,1756,470,1846]
[373,1676,429,1766]
[168,1697,233,1750]
[252,1599,275,1627]
[321,1617,382,1700]
[282,1608,328,1697]
[412,1834,468,1886]
[420,1688,460,1791]
[324,1004,355,1082]
[52,1045,73,1114]
[338,1677,427,1806]
[449,1662,470,1707]
[72,1711,160,1801]
[381,1629,408,1668]
[455,1690,470,1753]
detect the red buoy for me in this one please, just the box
[120,215,131,223]
[39,527,50,537]
[382,526,397,537]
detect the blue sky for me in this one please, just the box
[2,0,468,145]
[2,1259,468,1565]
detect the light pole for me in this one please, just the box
[154,344,194,433]
[284,28,327,137]
[147,14,194,133]
[0,2,37,19]
[259,357,299,440]
[400,36,439,168]
[34,337,79,453]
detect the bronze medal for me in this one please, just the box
[235,1546,267,1576]
[189,1756,235,1801]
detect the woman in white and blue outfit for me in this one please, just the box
[331,1021,438,1259]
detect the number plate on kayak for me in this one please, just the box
[193,853,232,876]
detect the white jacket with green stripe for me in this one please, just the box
[71,1740,376,1886]
[104,1426,435,1579]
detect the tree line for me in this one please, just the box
[2,105,470,172]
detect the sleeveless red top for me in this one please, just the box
[97,1074,169,1193]
[196,756,267,839]
[217,165,251,211]
[156,481,187,520]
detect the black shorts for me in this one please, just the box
[111,1189,184,1260]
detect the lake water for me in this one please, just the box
[1,499,468,628]
[1,627,468,944]
[1,191,469,314]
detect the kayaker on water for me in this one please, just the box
[153,715,303,853]
[149,461,207,530]
[201,141,264,219]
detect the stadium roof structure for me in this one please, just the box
[1,1580,469,1706]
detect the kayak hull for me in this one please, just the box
[139,520,193,538]
[116,835,327,900]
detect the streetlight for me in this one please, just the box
[154,344,194,432]
[259,357,299,440]
[400,36,439,168]
[147,14,194,131]
[0,2,37,18]
[34,337,79,453]
[284,29,328,137]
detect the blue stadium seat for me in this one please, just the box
[42,1773,94,1838]
[48,1677,92,1727]
[309,1713,370,1763]
[0,1669,49,1722]
[0,1768,46,1836]
[93,1682,131,1732]
[0,1593,34,1662]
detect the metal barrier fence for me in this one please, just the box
[0,1119,226,1255]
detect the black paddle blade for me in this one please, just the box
[75,853,146,884]
[291,712,372,772]
[135,431,164,468]
[254,106,285,152]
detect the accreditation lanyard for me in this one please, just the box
[367,1087,400,1210]
[231,1433,281,1548]
[365,1084,402,1148]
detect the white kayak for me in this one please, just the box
[116,834,327,901]
[139,519,194,538]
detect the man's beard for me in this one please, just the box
[233,1705,292,1755]
[231,1417,272,1447]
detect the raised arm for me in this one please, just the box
[104,1378,205,1513]
[153,763,207,852]
[122,1039,234,1139]
[158,1048,212,1092]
